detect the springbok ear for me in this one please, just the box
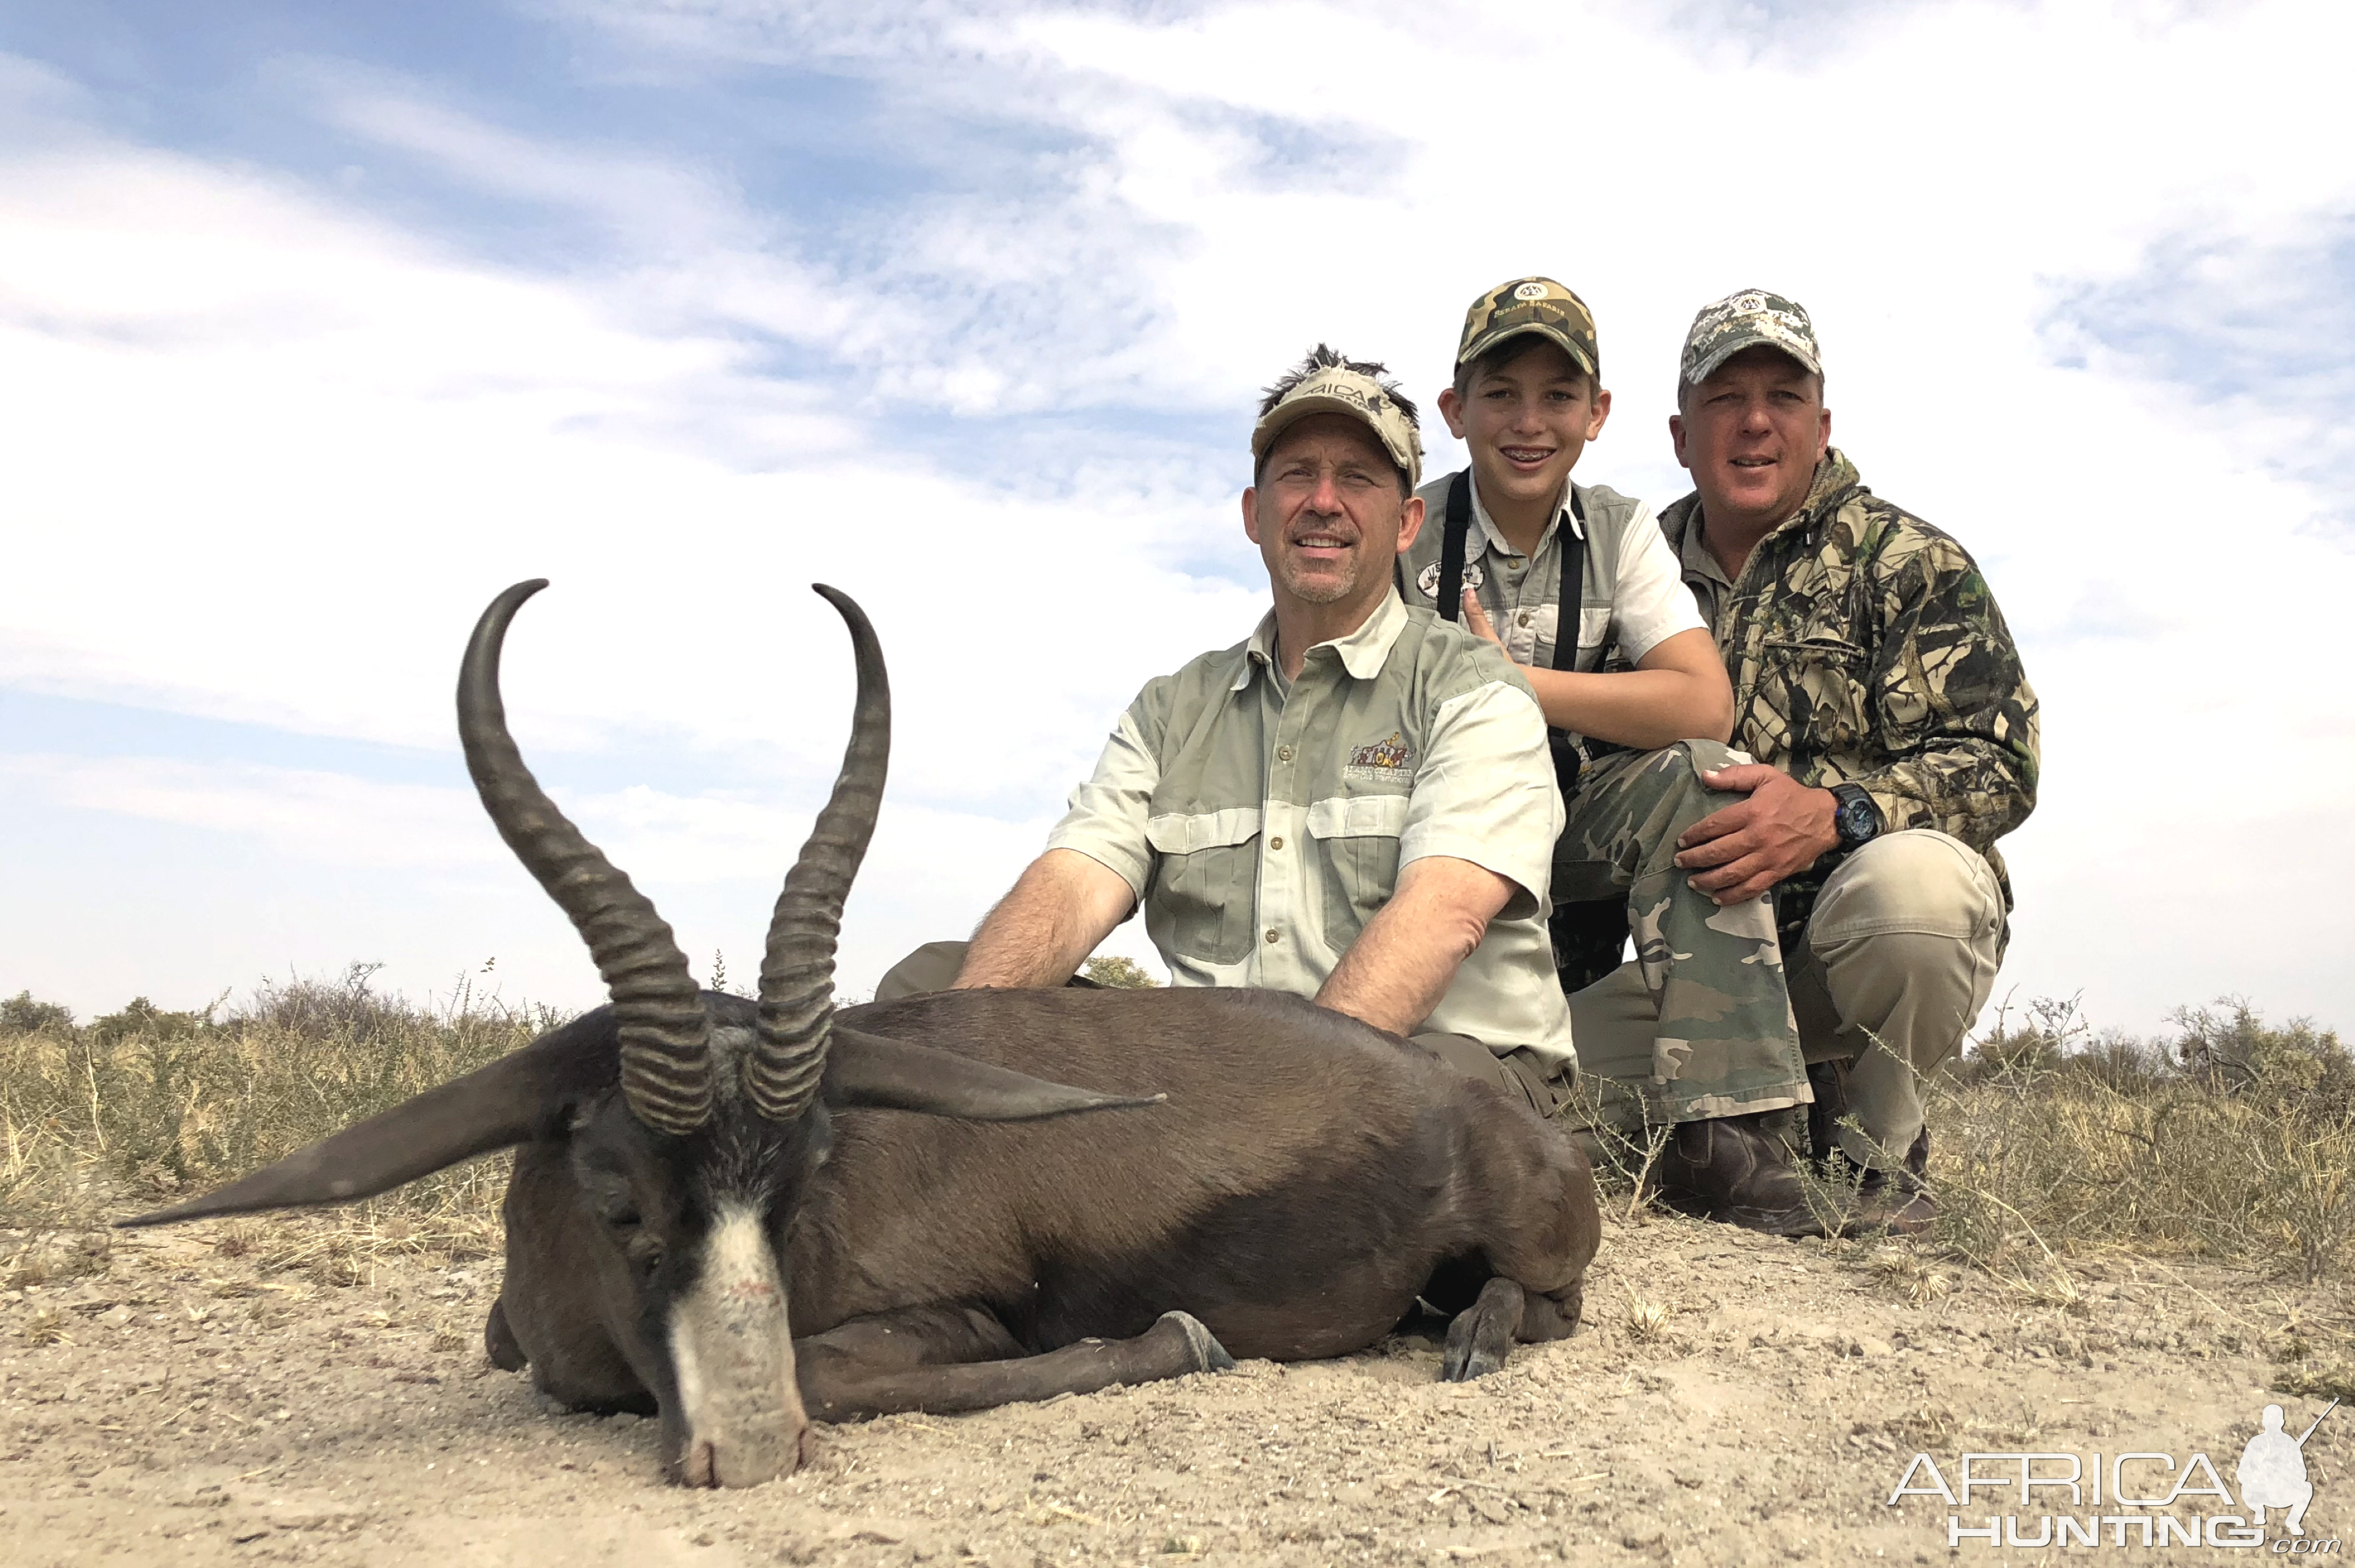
[118,1017,616,1229]
[822,1026,1162,1121]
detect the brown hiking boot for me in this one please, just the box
[1805,1060,1936,1238]
[1853,1128,1936,1238]
[1650,1112,1845,1238]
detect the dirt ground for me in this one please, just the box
[3,1208,2346,1567]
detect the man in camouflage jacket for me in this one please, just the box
[1568,290,2039,1235]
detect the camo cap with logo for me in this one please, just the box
[1679,288,1824,386]
[1251,361,1425,490]
[1455,277,1600,380]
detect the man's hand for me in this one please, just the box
[1674,765,1840,906]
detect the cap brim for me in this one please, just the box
[1684,330,1822,386]
[1252,394,1419,486]
[1455,323,1597,379]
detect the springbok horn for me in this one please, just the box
[459,580,712,1136]
[747,584,888,1121]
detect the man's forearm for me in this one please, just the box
[1315,855,1513,1035]
[955,849,1136,989]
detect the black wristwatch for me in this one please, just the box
[1827,783,1885,855]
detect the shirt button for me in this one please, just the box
[1269,836,1283,851]
[1276,745,1293,762]
[1264,929,1280,944]
[1517,611,1532,627]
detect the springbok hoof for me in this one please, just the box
[1159,1311,1236,1374]
[485,1297,527,1372]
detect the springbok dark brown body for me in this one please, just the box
[127,580,1600,1488]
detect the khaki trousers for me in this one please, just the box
[871,941,1575,1121]
[1565,830,2005,1169]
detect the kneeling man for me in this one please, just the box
[883,347,1577,1114]
[1577,291,2041,1234]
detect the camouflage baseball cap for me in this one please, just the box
[1251,363,1424,489]
[1455,277,1599,379]
[1679,288,1823,385]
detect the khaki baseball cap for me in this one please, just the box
[1680,288,1823,385]
[1455,277,1599,379]
[1251,363,1424,489]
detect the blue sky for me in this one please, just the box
[4,0,2351,1042]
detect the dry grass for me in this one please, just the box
[1620,1289,1673,1343]
[1,966,556,1261]
[1930,995,2355,1285]
[1558,992,2355,1392]
[1573,994,2353,1286]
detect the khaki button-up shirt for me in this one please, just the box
[1045,590,1576,1068]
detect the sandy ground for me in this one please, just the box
[3,1208,2346,1567]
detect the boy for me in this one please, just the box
[1397,278,1818,1234]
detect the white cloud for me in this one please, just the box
[6,2,2354,1037]
[2,753,494,869]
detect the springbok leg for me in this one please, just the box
[798,1307,1233,1420]
[1441,1277,1526,1381]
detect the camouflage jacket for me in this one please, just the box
[1657,449,2039,937]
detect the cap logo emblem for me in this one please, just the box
[1512,282,1549,301]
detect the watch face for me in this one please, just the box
[1836,793,1878,843]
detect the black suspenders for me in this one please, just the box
[1435,471,1586,789]
[1436,470,1474,629]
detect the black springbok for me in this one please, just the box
[125,582,1600,1487]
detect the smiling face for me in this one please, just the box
[1437,337,1611,516]
[1242,413,1424,616]
[1669,344,1832,535]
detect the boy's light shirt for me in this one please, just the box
[1402,470,1704,676]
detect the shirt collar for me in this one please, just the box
[1238,587,1409,690]
[1680,510,1733,589]
[1468,470,1584,558]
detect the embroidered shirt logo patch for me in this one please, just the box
[1415,560,1485,599]
[1348,732,1414,773]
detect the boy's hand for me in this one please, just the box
[1460,590,1505,649]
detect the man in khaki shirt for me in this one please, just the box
[877,346,1577,1109]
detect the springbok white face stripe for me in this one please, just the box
[668,1202,807,1487]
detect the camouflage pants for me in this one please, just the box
[1570,829,2006,1168]
[1550,741,1807,1123]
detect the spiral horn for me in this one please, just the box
[457,581,711,1135]
[747,585,889,1121]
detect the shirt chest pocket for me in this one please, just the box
[1145,808,1262,965]
[1758,635,1871,753]
[1305,793,1410,944]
